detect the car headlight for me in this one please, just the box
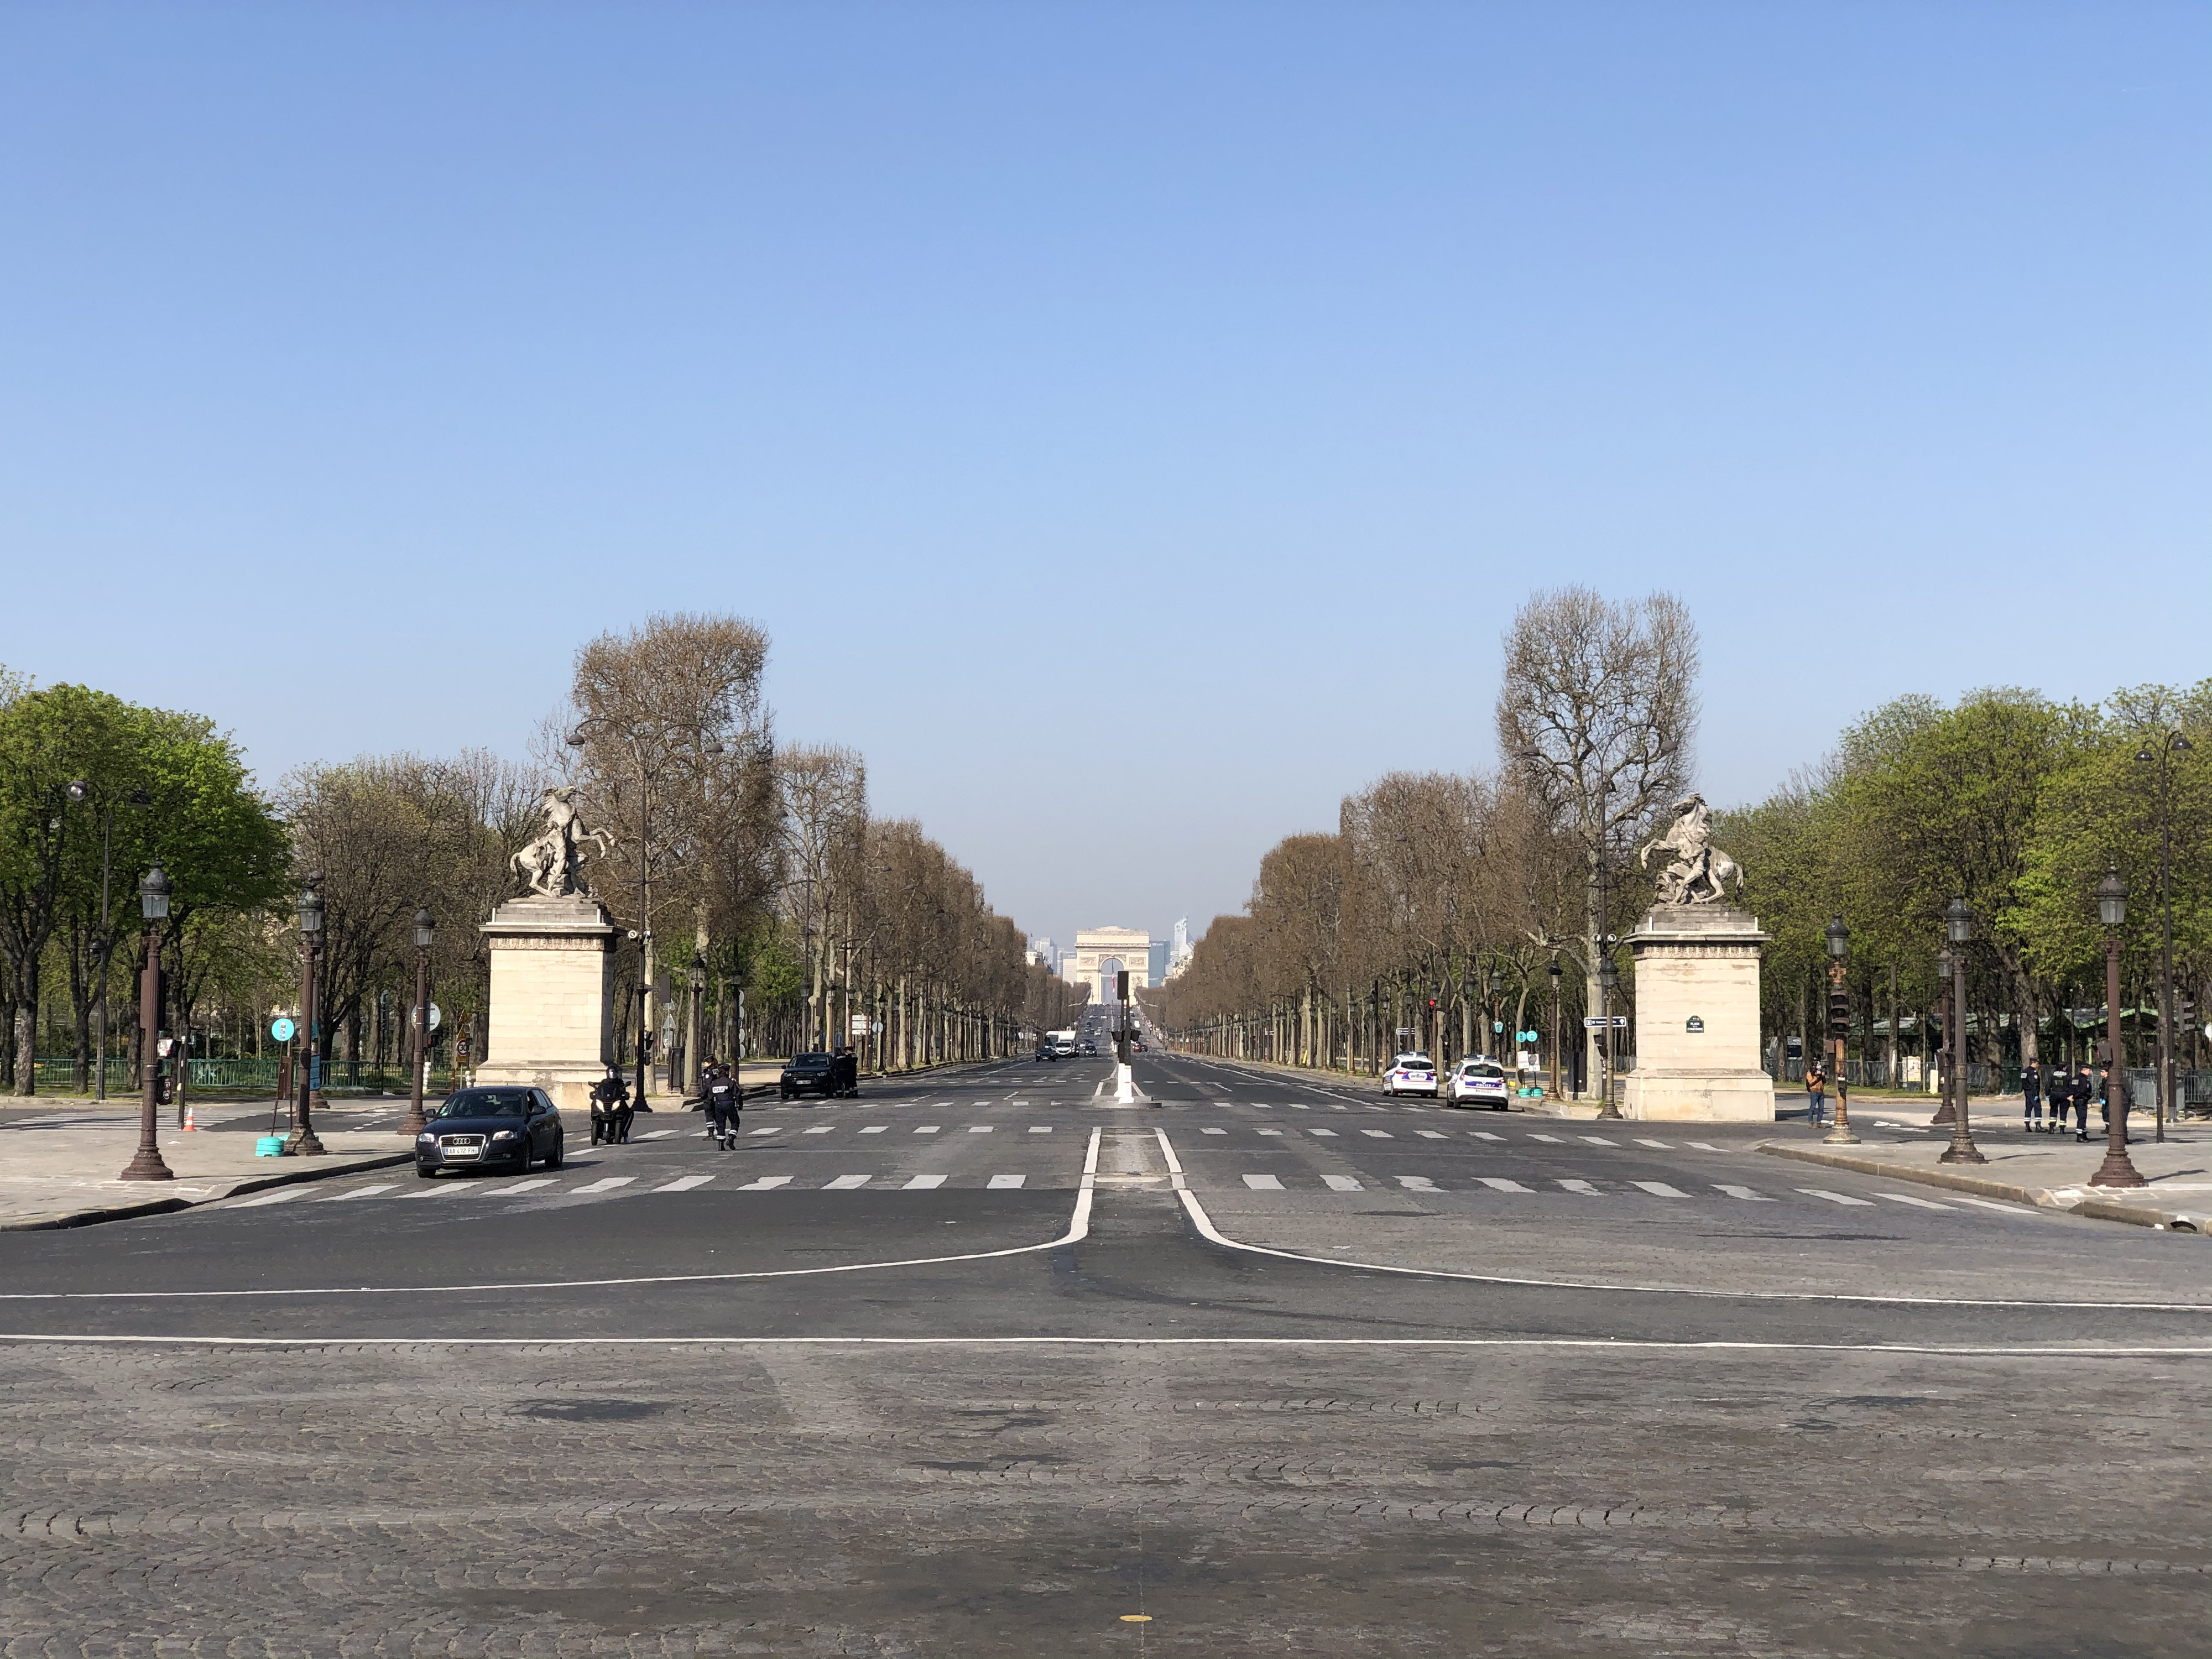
[416,1131,436,1144]
[490,1129,520,1141]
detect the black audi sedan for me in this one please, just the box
[779,1052,836,1100]
[414,1087,566,1177]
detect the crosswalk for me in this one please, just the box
[1229,1172,2001,1211]
[227,1168,1062,1211]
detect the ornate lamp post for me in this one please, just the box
[119,864,175,1181]
[1595,953,1621,1120]
[400,907,435,1138]
[1547,957,1562,1099]
[2090,866,2146,1188]
[1939,897,1984,1165]
[2133,732,2191,1142]
[1823,916,1858,1145]
[287,878,327,1156]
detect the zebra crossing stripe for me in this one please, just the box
[1874,1191,1953,1210]
[915,1125,942,1134]
[825,1175,871,1189]
[1797,1187,1875,1206]
[748,1128,778,1136]
[1396,1176,1438,1191]
[1582,1136,1619,1146]
[1473,1131,1506,1142]
[1634,1138,1672,1149]
[570,1177,635,1194]
[904,1174,947,1190]
[1310,1129,1337,1138]
[318,1184,397,1202]
[1557,1179,1600,1195]
[655,1175,715,1192]
[1688,1141,1725,1152]
[1027,1125,1053,1133]
[1202,1128,1227,1135]
[967,1125,994,1133]
[1322,1175,1363,1191]
[1242,1173,1285,1190]
[987,1174,1026,1189]
[1528,1134,1564,1144]
[234,1187,306,1207]
[738,1176,792,1191]
[1417,1130,1446,1139]
[804,1126,832,1135]
[1713,1184,1773,1202]
[497,1178,560,1196]
[859,1126,886,1134]
[1478,1177,1532,1193]
[1257,1128,1283,1136]
[1631,1181,1689,1198]
[1360,1129,1392,1138]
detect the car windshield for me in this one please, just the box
[1463,1064,1504,1079]
[434,1090,534,1119]
[791,1053,832,1067]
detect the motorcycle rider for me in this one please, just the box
[589,1065,634,1146]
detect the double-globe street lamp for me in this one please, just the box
[2133,731,2192,1142]
[399,907,435,1139]
[287,878,327,1157]
[1823,916,1858,1145]
[118,864,175,1182]
[1595,953,1621,1120]
[2090,867,2147,1189]
[1937,896,1984,1165]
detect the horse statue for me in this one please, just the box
[509,786,617,898]
[1636,792,1743,906]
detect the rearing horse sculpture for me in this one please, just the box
[509,786,617,898]
[1636,792,1743,906]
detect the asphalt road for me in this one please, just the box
[4,1051,2208,1656]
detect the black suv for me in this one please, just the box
[780,1052,859,1100]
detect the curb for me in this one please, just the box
[0,1151,416,1233]
[1754,1141,2207,1234]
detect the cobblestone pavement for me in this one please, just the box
[3,1055,2206,1656]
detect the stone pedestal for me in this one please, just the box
[1622,906,1776,1122]
[474,894,617,1119]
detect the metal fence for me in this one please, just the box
[24,1055,411,1095]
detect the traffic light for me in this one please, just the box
[1426,998,1438,1012]
[1826,987,1851,1039]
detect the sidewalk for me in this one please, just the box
[1759,1098,2212,1233]
[0,1100,414,1230]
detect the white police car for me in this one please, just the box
[1446,1057,1511,1109]
[1383,1052,1438,1098]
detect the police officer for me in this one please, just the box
[2067,1063,2095,1141]
[702,1061,742,1150]
[2021,1058,2044,1133]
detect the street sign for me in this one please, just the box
[409,1003,442,1032]
[849,1014,871,1035]
[270,1016,296,1043]
[871,1019,885,1035]
[156,1037,176,1058]
[1583,1015,1628,1029]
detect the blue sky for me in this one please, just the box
[3,3,2206,954]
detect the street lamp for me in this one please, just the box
[1823,916,1858,1145]
[1595,953,1621,1120]
[288,878,327,1156]
[2134,732,2192,1142]
[400,907,435,1138]
[1938,898,1984,1164]
[1547,957,1562,1100]
[119,864,174,1181]
[2090,865,2145,1188]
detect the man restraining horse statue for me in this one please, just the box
[509,786,618,898]
[1636,792,1744,906]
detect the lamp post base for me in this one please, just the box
[1938,1141,1987,1165]
[2088,1152,2147,1189]
[1823,1123,1860,1145]
[284,1130,327,1157]
[119,1147,174,1181]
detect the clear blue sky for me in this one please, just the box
[3,3,2206,955]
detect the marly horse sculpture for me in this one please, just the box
[1636,794,1743,906]
[509,786,617,898]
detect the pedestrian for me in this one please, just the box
[2022,1059,2044,1134]
[702,1061,742,1151]
[1805,1062,1828,1128]
[2068,1064,2095,1141]
[589,1065,632,1147]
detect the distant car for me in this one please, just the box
[780,1052,837,1100]
[415,1087,565,1177]
[1035,1044,1057,1062]
[1079,1041,1097,1057]
[1446,1058,1511,1109]
[1383,1053,1438,1098]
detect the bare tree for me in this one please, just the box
[1496,587,1698,1084]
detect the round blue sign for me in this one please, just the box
[270,1016,296,1042]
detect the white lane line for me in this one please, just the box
[318,1185,397,1202]
[234,1187,307,1207]
[639,1129,678,1140]
[568,1177,636,1195]
[859,1126,886,1135]
[1876,1191,1954,1210]
[1242,1173,1285,1190]
[1028,1125,1053,1133]
[1633,1138,1672,1149]
[1479,1177,1533,1193]
[1631,1181,1689,1198]
[1010,1100,1030,1107]
[1528,1134,1565,1144]
[1689,1141,1725,1152]
[1360,1129,1393,1139]
[1322,1175,1363,1192]
[655,1176,715,1193]
[1797,1187,1876,1207]
[1309,1128,1337,1138]
[825,1175,871,1190]
[1397,1176,1438,1191]
[971,1100,992,1108]
[904,1174,947,1190]
[915,1126,942,1134]
[1714,1184,1775,1202]
[738,1176,793,1191]
[1557,1179,1601,1195]
[1582,1136,1619,1147]
[1473,1131,1506,1142]
[1202,1128,1227,1135]
[988,1174,1026,1189]
[967,1125,994,1133]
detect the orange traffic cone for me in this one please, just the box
[182,1105,196,1131]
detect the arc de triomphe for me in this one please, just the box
[1066,927,1151,1003]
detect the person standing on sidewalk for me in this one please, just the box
[2067,1063,2095,1141]
[2022,1059,2044,1133]
[1806,1062,1828,1128]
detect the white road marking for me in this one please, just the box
[988,1174,1026,1189]
[904,1174,947,1190]
[1010,1100,1030,1107]
[1631,1181,1689,1198]
[1949,1195,2033,1213]
[825,1175,871,1189]
[318,1185,397,1202]
[967,1125,993,1133]
[1028,1125,1052,1133]
[1473,1131,1506,1142]
[1633,1138,1672,1149]
[1797,1187,1876,1207]
[1309,1128,1337,1138]
[404,1181,477,1198]
[1202,1128,1227,1135]
[640,1129,678,1140]
[1713,1184,1774,1202]
[859,1126,886,1134]
[495,1178,560,1196]
[1257,1128,1283,1136]
[1528,1134,1564,1144]
[234,1187,306,1207]
[1242,1173,1285,1190]
[739,1176,792,1191]
[804,1126,833,1135]
[1329,1104,1348,1112]
[1397,1176,1438,1190]
[1875,1191,1953,1210]
[655,1176,715,1192]
[1360,1129,1392,1138]
[915,1126,942,1134]
[1322,1175,1363,1192]
[1557,1179,1601,1195]
[1417,1130,1447,1139]
[1288,1103,1309,1110]
[1479,1177,1533,1193]
[748,1128,778,1136]
[1688,1141,1725,1152]
[570,1177,636,1194]
[1582,1136,1619,1146]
